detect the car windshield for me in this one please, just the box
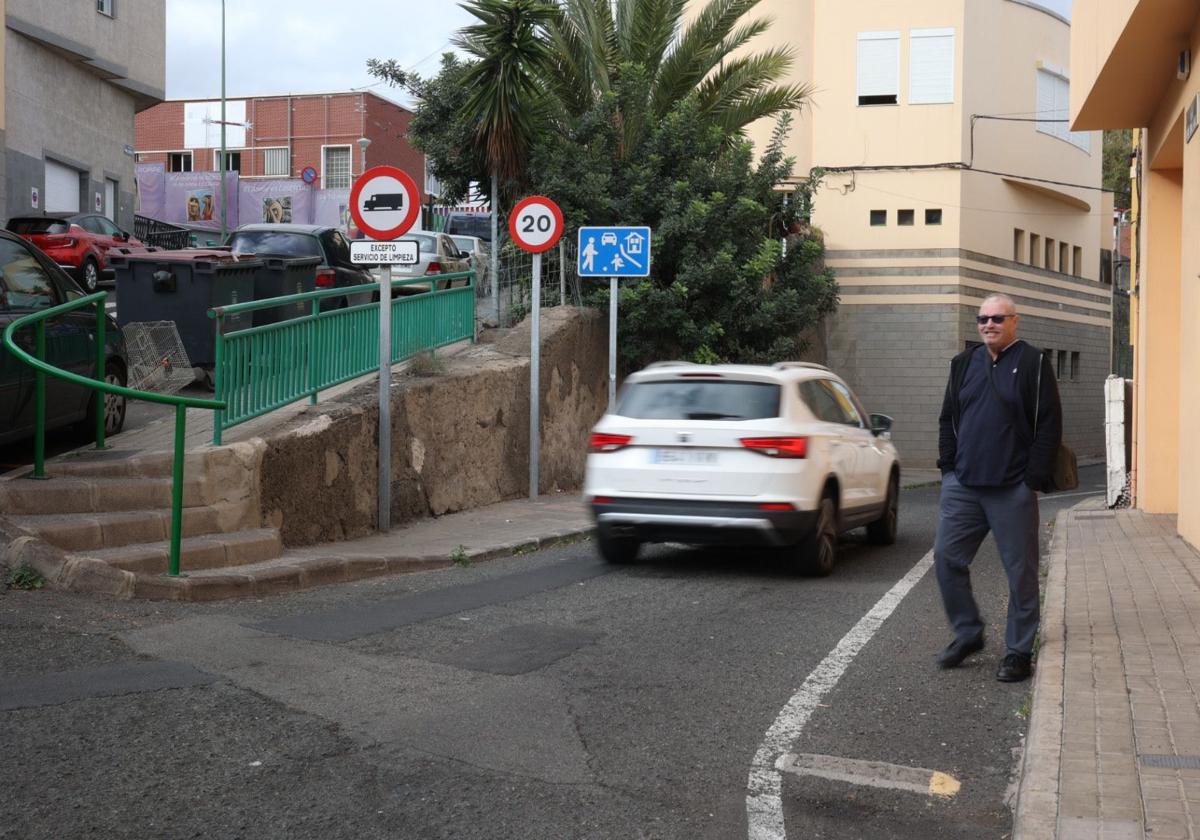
[616,380,780,420]
[227,230,322,258]
[7,218,69,235]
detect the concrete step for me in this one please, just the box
[38,449,200,479]
[8,505,244,552]
[0,475,207,515]
[78,528,283,575]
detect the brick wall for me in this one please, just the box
[364,93,424,195]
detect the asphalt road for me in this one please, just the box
[0,465,1105,840]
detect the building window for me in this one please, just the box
[97,0,114,17]
[1030,233,1042,267]
[1036,67,1091,152]
[1072,246,1083,277]
[322,145,352,189]
[262,148,290,177]
[898,209,914,226]
[925,208,942,225]
[1058,242,1069,274]
[1070,351,1080,381]
[1045,238,1056,271]
[168,152,192,173]
[857,31,900,106]
[214,150,242,172]
[909,28,955,104]
[1013,229,1026,262]
[870,209,887,226]
[1057,349,1068,379]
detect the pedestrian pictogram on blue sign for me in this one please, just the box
[577,226,652,277]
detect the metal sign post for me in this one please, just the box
[348,165,421,531]
[576,226,653,411]
[509,195,565,501]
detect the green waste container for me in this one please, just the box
[250,256,321,327]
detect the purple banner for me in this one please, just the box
[134,163,166,218]
[314,189,358,238]
[238,179,314,226]
[162,171,239,230]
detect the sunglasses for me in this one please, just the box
[976,314,1012,325]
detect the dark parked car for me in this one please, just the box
[225,224,373,308]
[443,212,492,243]
[0,229,128,446]
[7,213,145,292]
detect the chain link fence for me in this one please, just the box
[475,238,591,327]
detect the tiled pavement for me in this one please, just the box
[1016,499,1200,839]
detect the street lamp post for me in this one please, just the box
[356,137,371,178]
[219,0,227,241]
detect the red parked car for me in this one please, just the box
[6,213,145,292]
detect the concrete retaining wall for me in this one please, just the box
[258,307,608,547]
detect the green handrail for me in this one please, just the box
[207,271,475,445]
[2,292,225,578]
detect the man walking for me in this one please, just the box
[934,293,1062,682]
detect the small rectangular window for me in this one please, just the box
[1059,242,1069,274]
[898,209,914,226]
[97,0,114,16]
[1013,229,1026,262]
[1057,350,1068,379]
[262,148,290,177]
[214,150,241,172]
[925,208,942,225]
[1045,238,1057,271]
[1072,246,1083,277]
[1070,351,1080,381]
[322,145,352,189]
[1030,234,1042,267]
[168,152,192,173]
[909,28,955,104]
[870,209,887,226]
[857,31,900,106]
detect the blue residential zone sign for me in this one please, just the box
[577,226,652,278]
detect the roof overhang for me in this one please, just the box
[1002,177,1093,212]
[1073,0,1198,130]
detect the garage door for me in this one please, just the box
[45,159,81,213]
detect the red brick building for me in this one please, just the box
[134,91,424,193]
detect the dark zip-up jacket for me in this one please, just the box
[937,340,1062,490]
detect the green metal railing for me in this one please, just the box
[1,292,226,577]
[208,271,475,444]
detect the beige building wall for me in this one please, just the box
[1070,0,1199,544]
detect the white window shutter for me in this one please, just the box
[857,31,900,100]
[1036,69,1057,136]
[909,28,955,104]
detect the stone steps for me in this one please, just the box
[78,528,283,575]
[7,503,250,552]
[0,475,208,515]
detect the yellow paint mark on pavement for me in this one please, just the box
[929,771,961,798]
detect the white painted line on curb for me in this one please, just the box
[746,549,935,840]
[776,753,961,799]
[1045,490,1104,501]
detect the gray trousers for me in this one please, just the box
[934,472,1041,656]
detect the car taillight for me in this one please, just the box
[591,496,612,504]
[740,436,808,458]
[42,235,77,248]
[425,261,443,276]
[315,269,336,288]
[589,433,633,453]
[759,502,796,512]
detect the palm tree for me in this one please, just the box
[544,0,810,156]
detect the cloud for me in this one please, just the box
[165,0,475,103]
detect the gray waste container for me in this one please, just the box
[110,251,260,368]
[250,256,321,327]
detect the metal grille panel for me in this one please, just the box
[1140,755,1200,770]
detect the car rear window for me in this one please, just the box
[227,231,321,258]
[446,214,491,241]
[616,379,780,420]
[7,218,69,235]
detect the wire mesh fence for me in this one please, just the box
[477,238,592,327]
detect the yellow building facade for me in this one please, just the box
[1072,1,1200,544]
[735,0,1111,466]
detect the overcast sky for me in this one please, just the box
[165,1,478,104]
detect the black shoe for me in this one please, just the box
[996,653,1033,682]
[936,634,984,669]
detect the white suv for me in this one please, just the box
[584,362,900,575]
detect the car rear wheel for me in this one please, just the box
[80,258,100,292]
[866,472,899,545]
[77,360,127,440]
[799,497,837,576]
[596,527,640,565]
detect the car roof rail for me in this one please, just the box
[643,360,699,369]
[772,361,831,372]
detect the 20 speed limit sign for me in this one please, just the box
[509,195,564,253]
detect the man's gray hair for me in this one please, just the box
[980,293,1018,314]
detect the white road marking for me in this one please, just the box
[777,753,961,799]
[746,549,935,840]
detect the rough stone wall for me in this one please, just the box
[259,307,608,546]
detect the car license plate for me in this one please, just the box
[653,448,718,465]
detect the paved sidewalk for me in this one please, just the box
[1016,499,1200,839]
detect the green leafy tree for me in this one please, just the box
[1103,129,1132,209]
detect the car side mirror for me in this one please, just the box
[869,413,893,437]
[116,231,130,242]
[460,250,471,259]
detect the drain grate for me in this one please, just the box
[1140,754,1200,770]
